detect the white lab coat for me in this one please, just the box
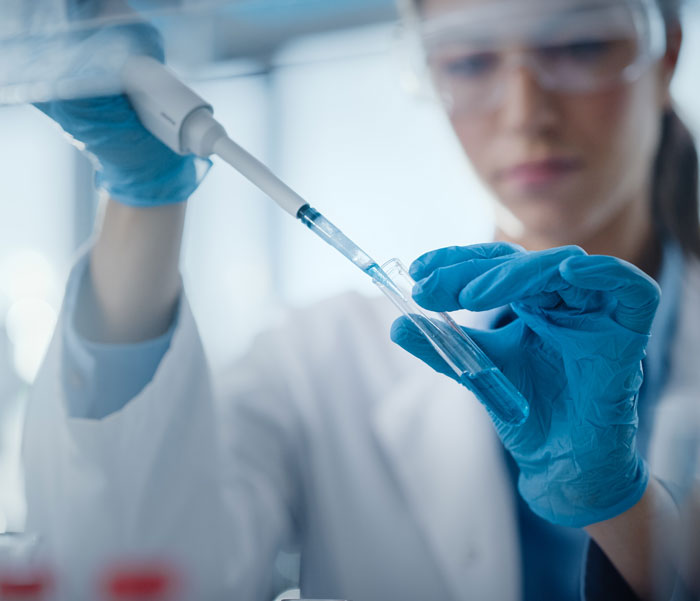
[22,252,700,601]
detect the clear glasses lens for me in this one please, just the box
[420,0,664,115]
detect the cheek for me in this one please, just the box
[572,90,629,153]
[567,81,663,242]
[568,83,656,182]
[449,116,493,176]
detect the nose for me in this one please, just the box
[498,56,559,135]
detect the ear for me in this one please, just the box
[659,22,683,108]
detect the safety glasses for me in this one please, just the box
[415,0,667,116]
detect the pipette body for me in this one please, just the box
[122,55,307,218]
[122,56,386,276]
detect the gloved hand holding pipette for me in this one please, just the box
[34,24,210,207]
[391,242,660,528]
[32,23,212,347]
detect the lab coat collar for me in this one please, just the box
[637,241,684,452]
[371,309,520,601]
[647,253,700,489]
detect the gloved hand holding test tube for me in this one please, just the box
[120,53,660,528]
[377,259,529,424]
[120,55,530,425]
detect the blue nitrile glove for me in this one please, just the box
[34,23,210,206]
[391,243,660,527]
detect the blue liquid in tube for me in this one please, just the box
[461,368,529,425]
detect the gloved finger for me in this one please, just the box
[35,95,140,137]
[553,286,610,315]
[390,317,457,380]
[457,246,586,311]
[412,245,578,313]
[409,242,524,280]
[412,257,516,311]
[559,255,660,333]
[460,321,525,370]
[391,315,524,385]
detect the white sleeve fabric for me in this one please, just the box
[22,254,301,601]
[60,253,177,419]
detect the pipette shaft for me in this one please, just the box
[210,135,308,218]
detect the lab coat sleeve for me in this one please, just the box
[60,254,176,419]
[22,252,301,600]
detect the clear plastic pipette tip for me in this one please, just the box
[297,205,401,294]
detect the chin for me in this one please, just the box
[498,203,599,248]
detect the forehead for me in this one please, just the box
[420,0,475,16]
[418,0,641,45]
[420,0,627,17]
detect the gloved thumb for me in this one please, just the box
[390,316,456,380]
[390,316,523,385]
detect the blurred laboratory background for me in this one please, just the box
[0,0,699,535]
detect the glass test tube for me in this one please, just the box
[375,259,530,425]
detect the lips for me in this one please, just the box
[499,157,583,187]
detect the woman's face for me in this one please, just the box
[421,0,675,248]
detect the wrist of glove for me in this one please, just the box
[517,444,649,528]
[34,23,210,206]
[391,243,659,527]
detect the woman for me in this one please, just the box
[23,0,698,599]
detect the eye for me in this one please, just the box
[539,40,613,63]
[439,52,498,78]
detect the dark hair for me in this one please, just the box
[652,0,700,256]
[652,110,700,256]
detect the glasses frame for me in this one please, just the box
[408,0,667,115]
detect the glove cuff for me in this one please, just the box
[520,456,650,528]
[97,155,212,207]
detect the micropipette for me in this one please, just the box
[121,56,529,425]
[122,56,395,285]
